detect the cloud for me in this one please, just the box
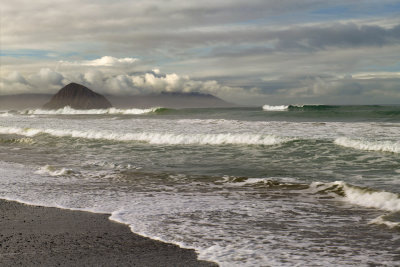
[2,0,400,104]
[2,64,400,105]
[3,0,398,54]
[0,66,246,102]
[0,72,32,95]
[6,72,28,85]
[0,68,67,94]
[272,23,400,51]
[60,56,139,67]
[250,73,400,105]
[92,71,246,98]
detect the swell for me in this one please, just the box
[261,105,400,122]
[0,126,290,146]
[288,104,339,111]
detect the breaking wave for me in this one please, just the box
[262,105,289,111]
[262,104,339,112]
[35,165,75,176]
[311,181,400,212]
[369,215,400,229]
[22,106,166,115]
[312,181,400,230]
[0,112,14,117]
[334,137,400,153]
[0,137,35,145]
[0,126,290,146]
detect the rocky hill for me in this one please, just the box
[43,83,112,109]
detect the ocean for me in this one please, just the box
[0,104,399,266]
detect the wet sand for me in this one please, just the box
[0,199,218,266]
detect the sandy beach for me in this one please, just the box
[0,199,218,266]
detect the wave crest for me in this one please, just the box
[35,165,75,176]
[0,126,290,146]
[262,104,337,112]
[311,181,400,212]
[0,112,14,117]
[369,215,400,229]
[262,105,289,111]
[334,137,400,153]
[23,106,165,115]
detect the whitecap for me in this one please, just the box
[0,112,13,117]
[334,137,400,153]
[262,105,289,111]
[311,181,400,212]
[35,165,74,176]
[0,126,290,146]
[23,106,163,115]
[369,215,400,229]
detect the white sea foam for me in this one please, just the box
[262,105,289,111]
[12,137,35,145]
[369,215,400,229]
[311,181,400,212]
[86,160,140,170]
[0,159,398,266]
[23,106,163,115]
[0,112,13,117]
[0,126,289,146]
[334,137,400,153]
[35,165,74,176]
[221,177,280,187]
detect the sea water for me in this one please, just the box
[0,105,399,266]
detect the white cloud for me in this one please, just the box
[152,68,161,74]
[0,67,246,101]
[6,71,28,85]
[60,56,139,67]
[99,71,246,98]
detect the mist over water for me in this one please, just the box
[0,105,400,266]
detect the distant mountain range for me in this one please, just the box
[107,91,234,108]
[0,86,235,110]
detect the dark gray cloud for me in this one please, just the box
[3,0,398,52]
[274,23,400,51]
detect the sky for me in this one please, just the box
[1,0,400,105]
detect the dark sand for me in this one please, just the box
[0,199,218,266]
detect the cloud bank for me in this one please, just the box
[0,58,247,103]
[1,0,400,104]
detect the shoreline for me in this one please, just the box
[0,199,218,266]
